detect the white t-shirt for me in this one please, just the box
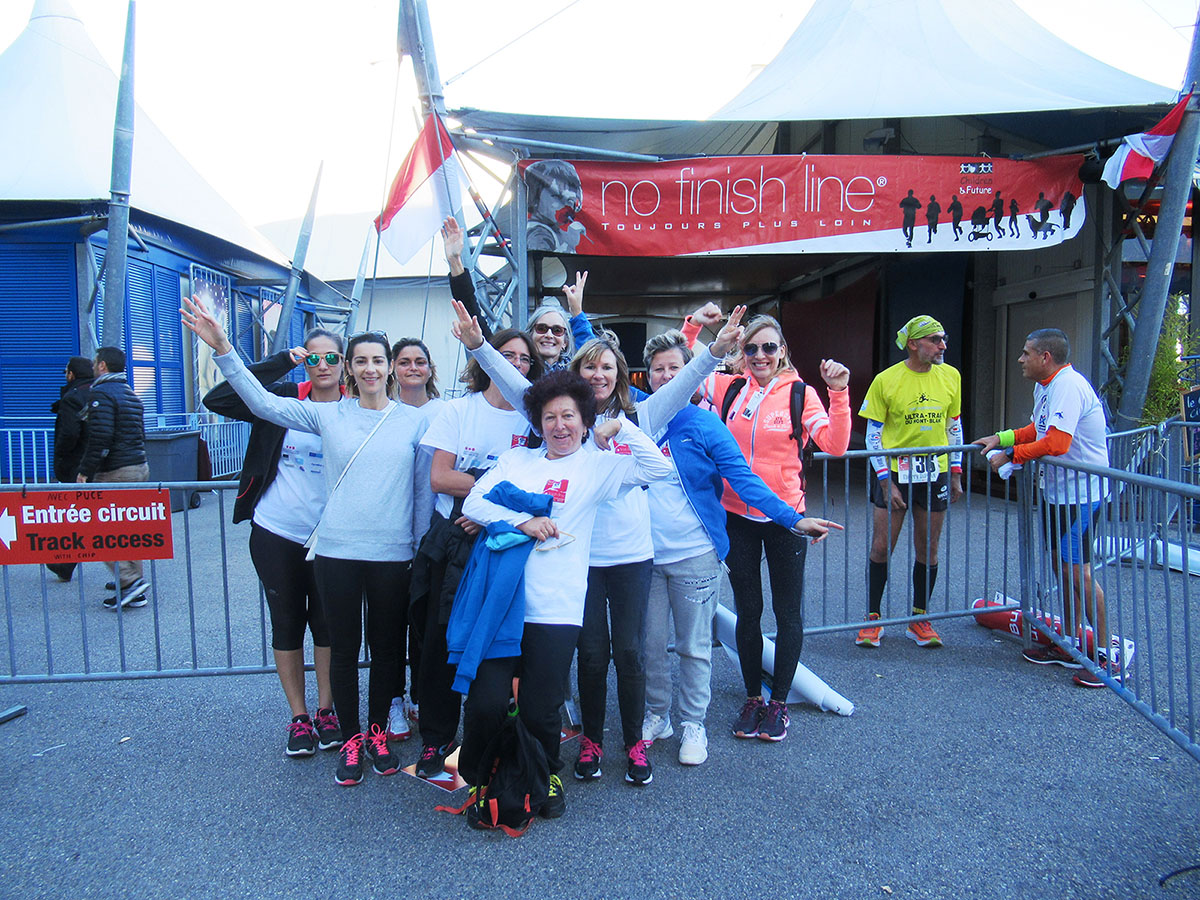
[648,444,712,565]
[587,412,655,566]
[407,396,447,428]
[420,392,532,519]
[463,424,672,626]
[253,426,329,544]
[1031,365,1109,505]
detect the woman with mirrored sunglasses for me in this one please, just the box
[688,312,852,744]
[187,301,435,787]
[202,328,347,759]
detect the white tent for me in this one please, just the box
[0,0,288,267]
[454,0,1179,158]
[714,0,1177,121]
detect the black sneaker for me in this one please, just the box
[758,699,789,742]
[364,723,399,775]
[539,774,566,819]
[573,735,603,780]
[416,741,453,779]
[314,707,342,750]
[285,715,317,757]
[102,578,149,610]
[624,740,653,786]
[105,581,116,591]
[732,696,767,738]
[334,733,365,786]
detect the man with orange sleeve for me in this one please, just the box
[973,328,1115,687]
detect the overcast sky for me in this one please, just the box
[1,0,1195,257]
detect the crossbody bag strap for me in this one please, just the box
[305,402,396,553]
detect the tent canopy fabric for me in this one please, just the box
[0,0,288,267]
[453,0,1179,160]
[714,0,1177,121]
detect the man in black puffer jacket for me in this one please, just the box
[77,346,151,610]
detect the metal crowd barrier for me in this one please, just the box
[0,480,338,684]
[799,444,1022,636]
[1018,455,1200,765]
[0,414,251,482]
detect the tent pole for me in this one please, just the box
[102,0,135,350]
[270,163,321,353]
[1114,8,1200,435]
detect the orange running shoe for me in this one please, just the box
[855,614,883,648]
[906,619,943,647]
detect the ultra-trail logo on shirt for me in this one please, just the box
[543,479,569,502]
[902,392,945,427]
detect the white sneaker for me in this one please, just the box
[678,722,708,766]
[404,697,420,725]
[642,712,673,743]
[387,696,411,741]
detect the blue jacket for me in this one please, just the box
[658,405,803,561]
[445,481,554,693]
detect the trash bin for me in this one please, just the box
[144,430,200,512]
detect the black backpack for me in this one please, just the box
[439,701,549,836]
[718,376,816,490]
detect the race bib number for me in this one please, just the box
[897,455,937,483]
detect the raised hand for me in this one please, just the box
[689,301,723,331]
[181,295,233,354]
[442,216,465,276]
[449,299,484,350]
[819,358,850,392]
[711,305,747,357]
[287,346,308,366]
[562,270,588,317]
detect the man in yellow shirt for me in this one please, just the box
[856,316,964,648]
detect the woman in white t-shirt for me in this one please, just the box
[455,294,746,787]
[408,328,543,779]
[386,337,448,742]
[455,369,673,825]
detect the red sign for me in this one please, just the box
[519,153,1085,256]
[0,489,174,565]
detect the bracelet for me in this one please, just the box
[996,429,1016,448]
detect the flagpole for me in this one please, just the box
[103,0,136,350]
[271,163,322,353]
[1114,7,1200,434]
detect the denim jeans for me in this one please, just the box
[644,549,722,725]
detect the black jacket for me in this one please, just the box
[78,373,145,477]
[51,376,93,482]
[202,351,306,525]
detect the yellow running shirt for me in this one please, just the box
[859,360,962,473]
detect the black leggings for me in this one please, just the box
[577,559,652,749]
[313,555,410,737]
[459,623,579,786]
[725,513,808,701]
[248,523,329,651]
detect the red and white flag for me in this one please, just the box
[1102,92,1193,189]
[374,113,466,264]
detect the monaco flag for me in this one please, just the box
[375,114,466,264]
[1102,92,1193,189]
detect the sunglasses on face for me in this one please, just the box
[532,323,567,337]
[500,350,535,367]
[744,342,780,357]
[304,352,342,366]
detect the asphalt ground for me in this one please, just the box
[2,481,1200,899]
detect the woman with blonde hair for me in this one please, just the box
[688,310,851,743]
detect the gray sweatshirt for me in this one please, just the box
[214,350,433,562]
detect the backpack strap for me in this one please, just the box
[788,380,806,446]
[718,377,748,424]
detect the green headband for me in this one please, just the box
[896,315,945,349]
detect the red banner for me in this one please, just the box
[0,489,174,566]
[519,154,1085,256]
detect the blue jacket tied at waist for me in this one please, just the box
[445,481,554,693]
